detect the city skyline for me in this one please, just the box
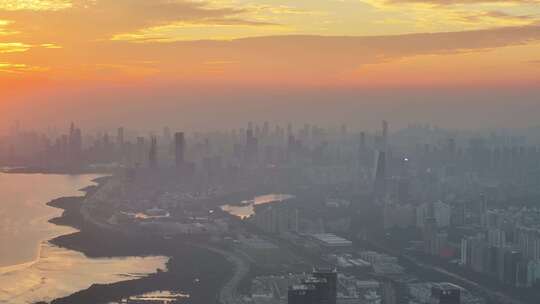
[2,2,540,304]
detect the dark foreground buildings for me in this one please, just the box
[288,268,337,304]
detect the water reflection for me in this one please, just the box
[0,173,168,304]
[112,291,190,303]
[0,243,167,304]
[221,194,294,219]
[0,173,102,267]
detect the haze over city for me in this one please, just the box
[2,1,540,304]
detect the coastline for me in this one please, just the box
[1,166,114,175]
[40,175,233,304]
[0,175,105,271]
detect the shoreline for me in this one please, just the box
[0,175,105,272]
[39,175,233,304]
[1,166,114,175]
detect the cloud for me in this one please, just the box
[0,0,72,11]
[111,18,282,42]
[383,0,540,6]
[0,42,31,53]
[449,10,538,27]
[0,20,18,36]
[384,0,539,5]
[461,11,535,22]
[0,62,46,73]
[132,24,540,67]
[47,24,535,86]
[0,0,276,43]
[1,7,540,86]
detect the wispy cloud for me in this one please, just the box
[0,62,47,73]
[0,0,72,11]
[0,0,286,43]
[111,18,283,42]
[384,0,540,5]
[450,10,538,26]
[0,42,31,53]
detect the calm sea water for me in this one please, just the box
[0,173,167,304]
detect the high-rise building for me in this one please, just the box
[136,136,145,166]
[373,150,387,199]
[382,120,389,150]
[117,127,124,147]
[312,268,337,304]
[430,283,461,304]
[163,126,171,144]
[416,201,451,228]
[245,127,258,164]
[148,135,157,168]
[423,217,438,255]
[174,132,185,167]
[479,194,488,227]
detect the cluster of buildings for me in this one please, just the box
[249,200,299,234]
[276,270,478,304]
[459,207,540,288]
[7,119,540,303]
[287,268,337,304]
[408,282,480,304]
[228,269,365,304]
[85,172,230,236]
[380,192,540,290]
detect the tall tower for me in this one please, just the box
[479,193,488,227]
[117,127,124,146]
[148,135,157,168]
[163,126,171,144]
[382,120,389,151]
[373,150,387,199]
[174,132,185,167]
[358,132,367,167]
[245,127,258,164]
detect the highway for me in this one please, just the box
[198,245,250,304]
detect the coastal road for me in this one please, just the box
[196,245,250,304]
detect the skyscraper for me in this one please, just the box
[245,127,258,164]
[163,126,171,144]
[431,283,461,304]
[312,267,337,304]
[373,150,387,199]
[479,194,488,227]
[174,132,185,167]
[117,127,124,146]
[136,136,145,166]
[382,120,389,151]
[148,135,157,168]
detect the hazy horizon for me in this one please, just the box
[3,86,540,134]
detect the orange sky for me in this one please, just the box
[0,1,540,129]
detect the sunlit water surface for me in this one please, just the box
[221,194,295,219]
[0,173,167,304]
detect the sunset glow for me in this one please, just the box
[0,0,539,87]
[0,0,539,130]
